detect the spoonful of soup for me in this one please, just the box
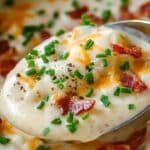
[0,20,149,142]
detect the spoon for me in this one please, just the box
[104,20,150,134]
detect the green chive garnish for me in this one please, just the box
[81,14,96,26]
[120,62,129,71]
[66,111,73,123]
[128,104,136,110]
[84,39,94,50]
[104,48,111,56]
[96,53,106,58]
[44,95,49,102]
[72,0,79,8]
[42,127,50,136]
[120,87,132,93]
[51,118,62,125]
[66,124,77,133]
[101,9,111,22]
[56,83,64,89]
[27,60,35,68]
[0,136,10,145]
[74,70,83,79]
[81,112,89,120]
[55,29,65,36]
[41,54,49,63]
[113,87,120,96]
[37,145,49,150]
[120,0,128,8]
[85,88,94,97]
[24,54,33,61]
[101,59,108,67]
[30,49,38,56]
[59,52,69,60]
[25,68,36,76]
[100,95,111,107]
[85,72,94,84]
[36,9,45,15]
[36,101,45,109]
[46,69,55,76]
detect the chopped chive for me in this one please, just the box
[25,68,36,76]
[7,34,15,40]
[0,136,10,145]
[37,145,49,150]
[120,0,128,8]
[120,87,132,93]
[74,70,83,79]
[42,127,50,136]
[56,83,64,89]
[113,87,120,96]
[81,14,96,26]
[36,9,45,15]
[84,39,94,50]
[51,118,62,125]
[72,0,80,8]
[81,112,89,120]
[55,29,65,36]
[46,69,55,76]
[24,54,33,60]
[41,54,49,63]
[128,104,136,110]
[85,88,94,97]
[59,52,69,60]
[47,19,55,28]
[30,49,38,56]
[100,95,111,107]
[36,101,45,109]
[101,59,108,67]
[27,60,35,68]
[85,72,94,84]
[66,111,73,123]
[72,119,79,126]
[37,66,46,76]
[101,9,111,22]
[120,62,129,71]
[66,124,77,133]
[96,53,106,58]
[69,71,75,78]
[44,95,49,102]
[86,62,94,71]
[53,11,59,19]
[104,48,111,56]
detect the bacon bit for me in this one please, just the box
[0,59,17,77]
[112,44,142,58]
[87,13,103,25]
[53,93,95,115]
[39,30,52,41]
[0,39,10,55]
[138,2,150,18]
[68,6,88,19]
[70,100,95,115]
[97,144,130,150]
[119,8,136,20]
[120,71,147,93]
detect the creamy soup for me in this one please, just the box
[0,0,150,149]
[0,26,150,143]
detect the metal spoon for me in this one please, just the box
[104,20,150,134]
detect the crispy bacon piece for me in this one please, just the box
[112,44,142,58]
[0,39,18,77]
[39,30,52,41]
[87,13,102,25]
[120,71,147,93]
[54,93,95,115]
[119,8,136,20]
[0,39,10,55]
[138,2,150,18]
[70,100,95,115]
[68,6,88,19]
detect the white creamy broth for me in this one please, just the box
[0,26,150,143]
